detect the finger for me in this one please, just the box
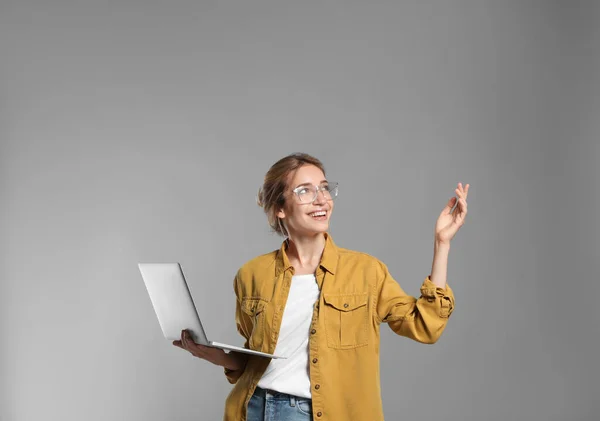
[442,197,457,214]
[173,340,183,348]
[184,331,200,353]
[182,330,191,350]
[184,330,197,346]
[452,199,464,216]
[452,196,460,210]
[453,196,459,209]
[458,199,467,217]
[184,333,195,349]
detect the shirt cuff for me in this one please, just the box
[224,367,244,384]
[420,276,455,318]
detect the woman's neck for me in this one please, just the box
[285,233,326,269]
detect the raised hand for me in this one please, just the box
[434,182,469,245]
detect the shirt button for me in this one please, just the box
[317,411,322,417]
[343,303,349,308]
[315,384,320,390]
[312,358,318,364]
[311,329,317,334]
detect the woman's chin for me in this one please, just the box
[308,224,330,235]
[292,227,329,238]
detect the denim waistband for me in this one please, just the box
[253,386,311,406]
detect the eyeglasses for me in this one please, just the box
[291,182,339,204]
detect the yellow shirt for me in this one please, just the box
[223,233,455,421]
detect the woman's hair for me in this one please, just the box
[257,152,326,237]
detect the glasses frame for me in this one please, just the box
[291,181,339,204]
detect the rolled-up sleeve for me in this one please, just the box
[224,273,252,384]
[374,261,455,344]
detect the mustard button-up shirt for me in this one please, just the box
[223,233,455,421]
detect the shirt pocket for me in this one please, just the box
[241,297,268,350]
[322,293,369,349]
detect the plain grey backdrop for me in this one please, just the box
[1,1,598,420]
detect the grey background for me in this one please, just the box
[1,1,598,420]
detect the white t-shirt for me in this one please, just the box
[256,273,320,398]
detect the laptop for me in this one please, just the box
[138,263,285,359]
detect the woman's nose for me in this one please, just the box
[313,189,327,204]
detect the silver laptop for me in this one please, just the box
[138,263,285,359]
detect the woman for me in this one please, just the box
[173,153,469,421]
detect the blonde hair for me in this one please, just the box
[256,153,326,236]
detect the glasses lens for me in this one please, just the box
[297,186,316,203]
[324,183,338,200]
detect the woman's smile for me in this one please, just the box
[308,209,328,220]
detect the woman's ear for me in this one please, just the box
[276,208,285,219]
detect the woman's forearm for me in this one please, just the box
[430,240,450,289]
[221,350,249,371]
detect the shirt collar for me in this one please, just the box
[275,232,338,276]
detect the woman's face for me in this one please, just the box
[277,164,334,238]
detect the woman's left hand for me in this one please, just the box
[435,182,469,245]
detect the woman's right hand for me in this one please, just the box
[173,329,228,366]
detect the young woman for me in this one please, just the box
[173,153,469,421]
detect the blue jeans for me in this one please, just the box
[246,386,313,421]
